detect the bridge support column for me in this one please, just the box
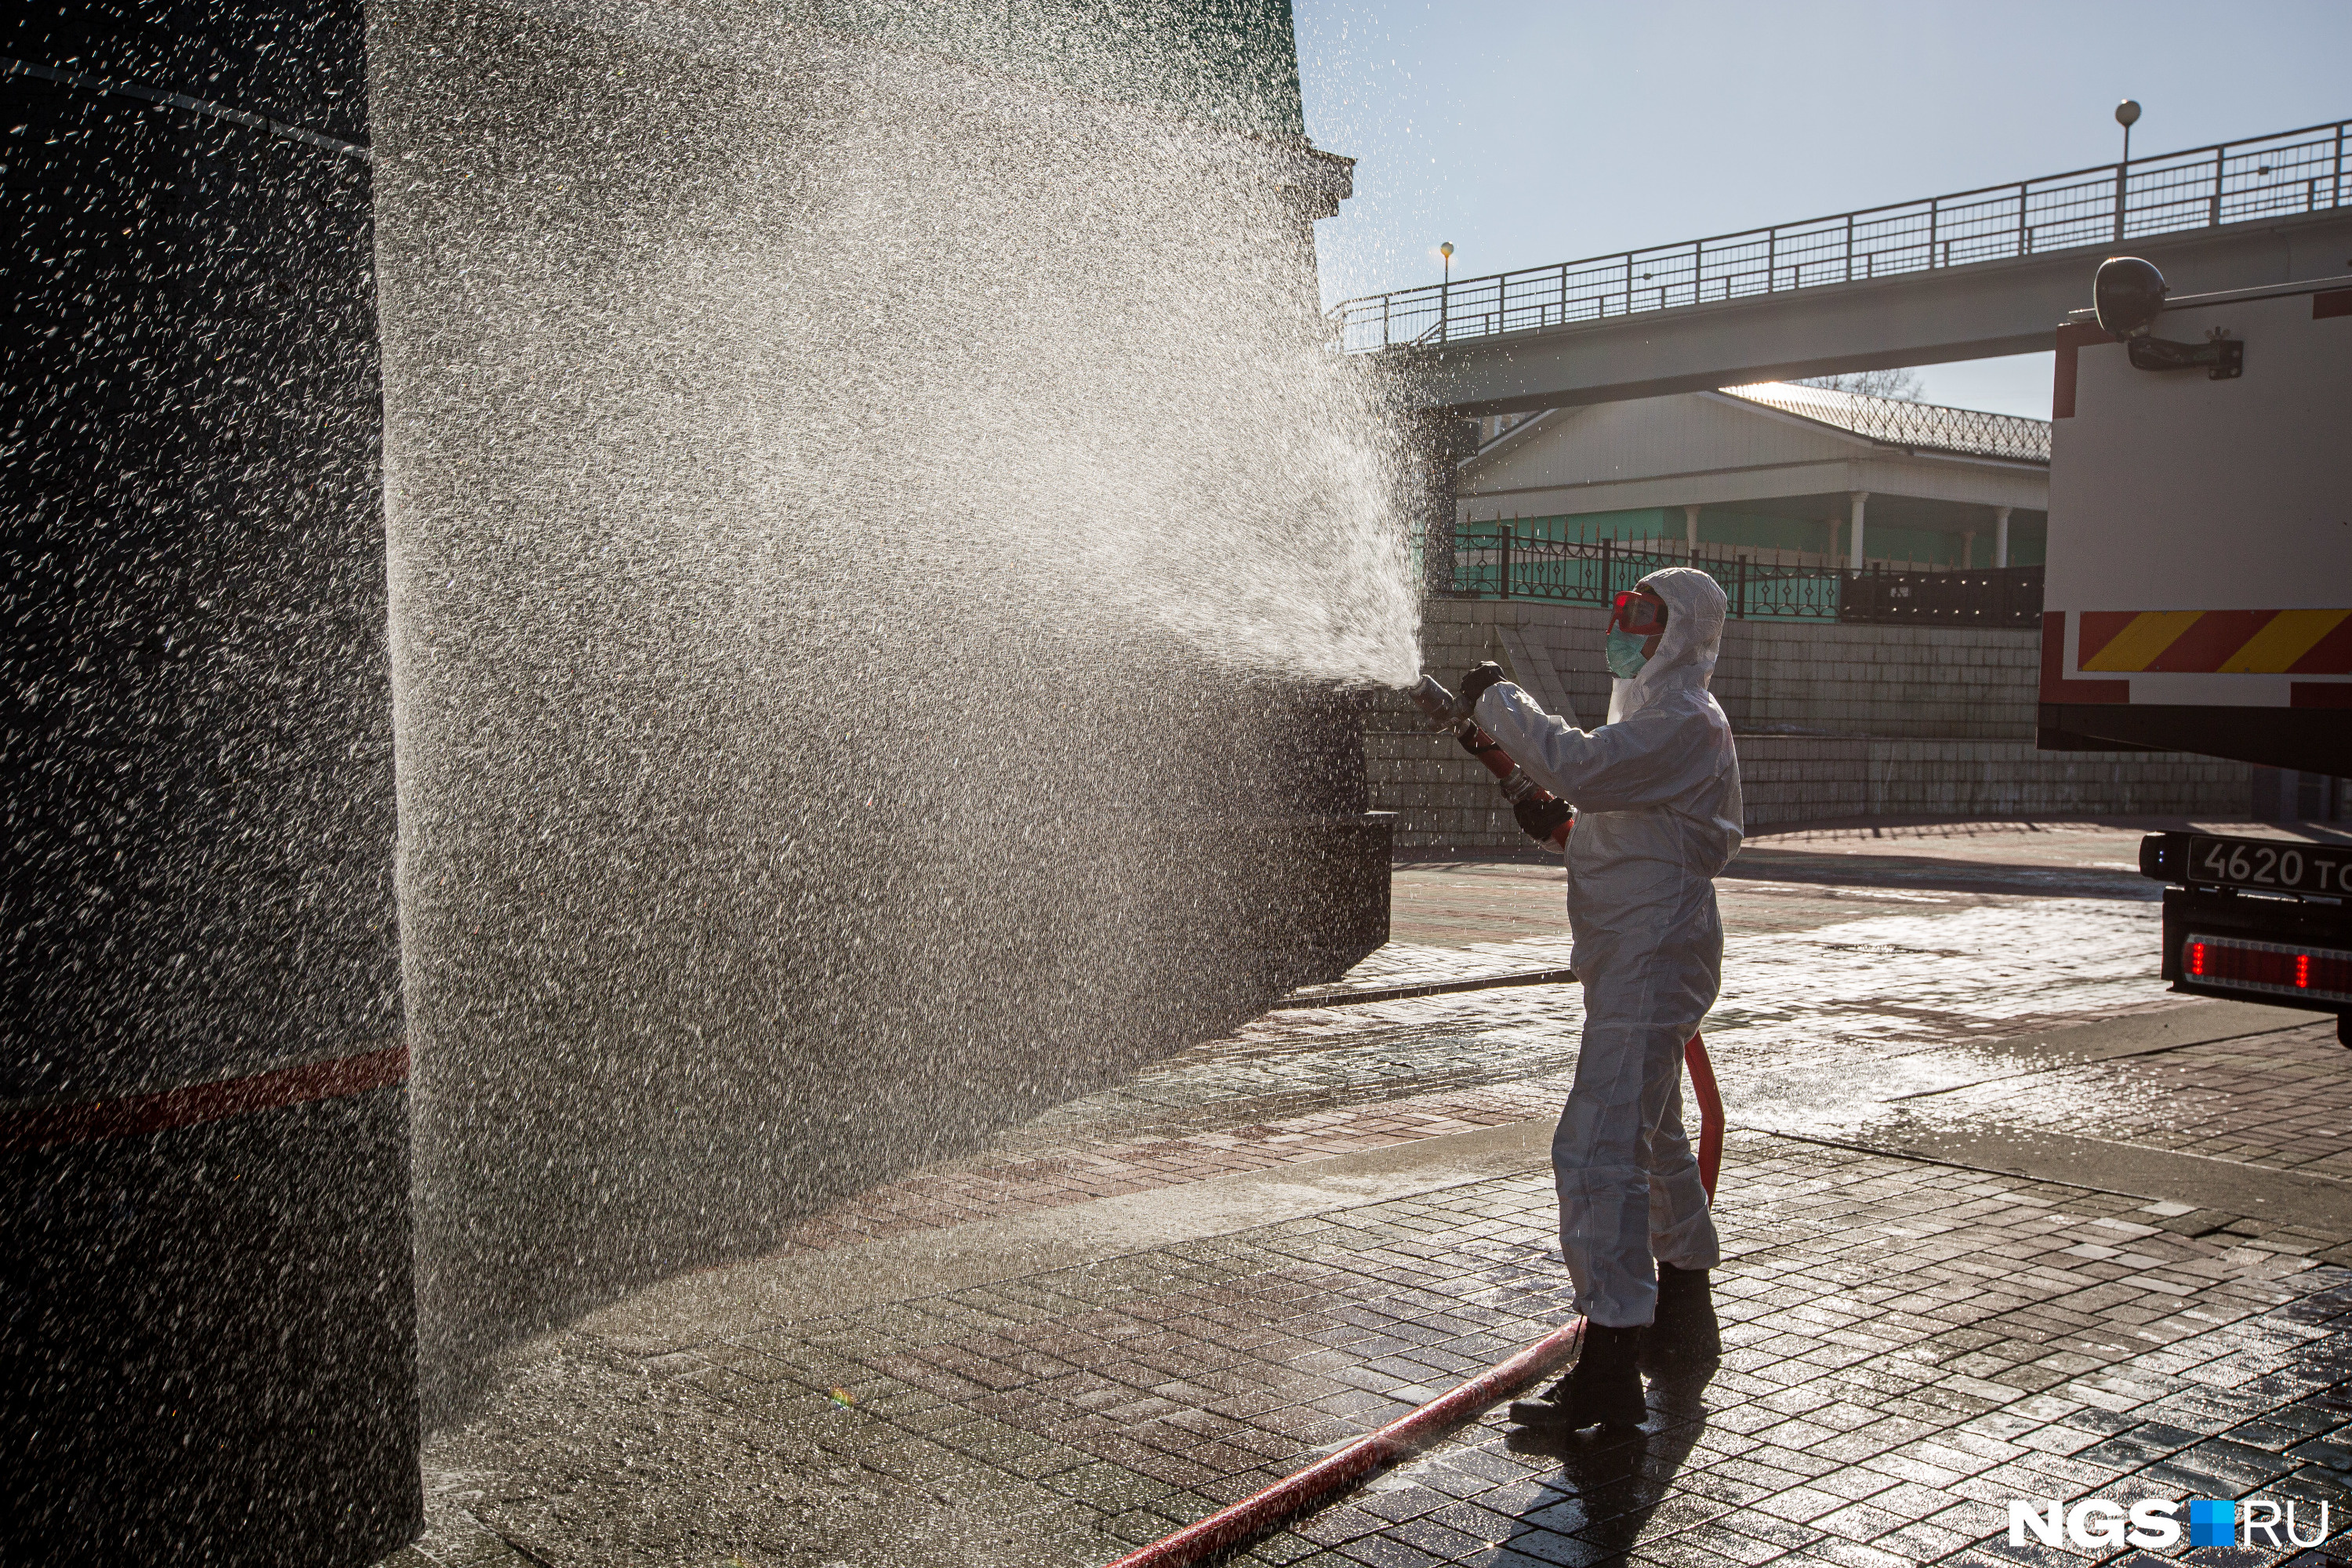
[1848,491,1870,569]
[1994,505,2012,568]
[1405,412,1479,599]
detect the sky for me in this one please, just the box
[1292,0,2352,417]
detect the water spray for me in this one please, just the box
[1407,673,1572,850]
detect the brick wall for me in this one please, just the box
[1370,597,2253,850]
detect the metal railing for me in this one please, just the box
[1450,530,2044,628]
[1338,117,2349,352]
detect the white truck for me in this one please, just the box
[2041,260,2351,1039]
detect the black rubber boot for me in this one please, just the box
[1509,1323,1646,1432]
[1642,1261,1722,1375]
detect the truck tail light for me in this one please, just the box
[2182,933,2352,1004]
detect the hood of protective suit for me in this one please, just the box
[1606,566,1727,724]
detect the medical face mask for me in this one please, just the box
[1605,629,1651,680]
[1604,589,1667,682]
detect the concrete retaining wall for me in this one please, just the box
[1373,597,2254,850]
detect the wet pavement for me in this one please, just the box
[384,819,2352,1568]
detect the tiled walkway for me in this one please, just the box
[764,1083,1551,1253]
[1899,1019,2352,1185]
[1246,1146,2350,1568]
[404,1133,2352,1567]
[389,823,2352,1568]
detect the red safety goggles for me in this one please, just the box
[1609,590,1669,637]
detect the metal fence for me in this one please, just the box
[1450,531,2045,629]
[1338,117,2349,352]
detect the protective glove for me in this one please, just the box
[1515,796,1572,845]
[1459,661,1505,710]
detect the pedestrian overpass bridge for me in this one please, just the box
[1344,117,2350,415]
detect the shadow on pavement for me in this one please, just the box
[1497,1367,1716,1563]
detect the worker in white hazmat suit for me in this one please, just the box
[1456,566,1743,1432]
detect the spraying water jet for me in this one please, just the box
[3,2,1416,1557]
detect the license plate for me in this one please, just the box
[2179,833,2352,895]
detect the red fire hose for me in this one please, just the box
[1102,1035,1723,1568]
[1098,1319,1587,1568]
[1684,1031,1722,1198]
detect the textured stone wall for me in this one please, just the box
[1719,620,2041,742]
[1737,736,2254,828]
[1372,597,2254,850]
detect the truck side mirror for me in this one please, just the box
[2093,256,2245,379]
[2094,256,2169,339]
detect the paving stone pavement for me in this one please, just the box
[384,825,2352,1568]
[1896,1021,2352,1185]
[1234,1142,2352,1568]
[395,1132,2352,1568]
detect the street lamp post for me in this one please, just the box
[1439,241,1454,342]
[2114,100,2141,242]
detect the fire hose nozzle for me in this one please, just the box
[1408,673,1464,730]
[1407,672,1573,852]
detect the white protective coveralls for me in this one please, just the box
[1473,567,1744,1327]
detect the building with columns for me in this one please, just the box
[1457,381,2048,572]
